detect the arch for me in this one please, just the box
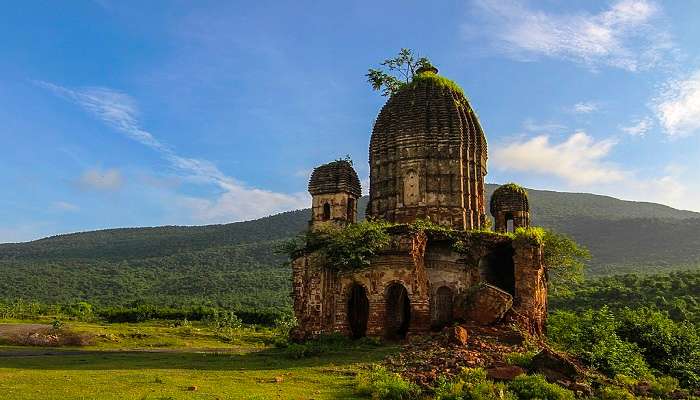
[347,283,369,339]
[347,197,355,221]
[322,202,331,221]
[505,212,515,233]
[431,286,454,330]
[385,282,411,339]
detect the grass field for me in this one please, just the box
[0,320,397,400]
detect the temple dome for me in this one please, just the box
[490,183,529,215]
[367,68,488,230]
[308,160,361,197]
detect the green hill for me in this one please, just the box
[1,185,699,311]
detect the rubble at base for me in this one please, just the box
[383,322,588,391]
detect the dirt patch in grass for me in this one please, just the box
[0,323,94,347]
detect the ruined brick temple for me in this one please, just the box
[291,66,547,340]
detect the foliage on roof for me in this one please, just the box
[400,70,466,98]
[494,183,529,199]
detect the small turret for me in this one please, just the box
[490,183,530,233]
[308,160,362,229]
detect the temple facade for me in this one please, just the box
[291,66,547,341]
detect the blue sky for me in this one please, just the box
[1,0,700,242]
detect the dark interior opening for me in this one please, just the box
[322,203,331,220]
[478,244,516,296]
[347,283,369,339]
[385,283,411,339]
[431,286,454,330]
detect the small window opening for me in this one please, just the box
[505,212,515,233]
[322,203,331,220]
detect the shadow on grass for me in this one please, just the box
[0,345,397,372]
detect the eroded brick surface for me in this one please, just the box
[293,68,547,340]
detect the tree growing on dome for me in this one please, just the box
[366,48,433,96]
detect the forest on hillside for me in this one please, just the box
[1,186,700,316]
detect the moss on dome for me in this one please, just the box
[495,183,528,198]
[398,70,467,98]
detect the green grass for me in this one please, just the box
[0,320,397,399]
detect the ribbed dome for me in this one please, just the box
[490,183,529,215]
[308,160,361,197]
[367,69,488,230]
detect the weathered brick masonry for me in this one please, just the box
[291,66,546,340]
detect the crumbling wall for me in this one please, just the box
[291,253,339,341]
[333,231,431,338]
[291,230,547,340]
[512,241,548,335]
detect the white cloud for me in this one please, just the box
[40,82,308,223]
[51,201,80,212]
[469,0,674,71]
[492,132,625,185]
[78,168,124,191]
[492,132,700,211]
[653,70,700,137]
[571,101,599,114]
[621,117,653,136]
[522,118,567,134]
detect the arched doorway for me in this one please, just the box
[432,286,454,330]
[385,282,411,339]
[347,284,369,339]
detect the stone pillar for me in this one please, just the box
[512,242,548,336]
[366,298,385,337]
[291,254,327,339]
[409,298,431,334]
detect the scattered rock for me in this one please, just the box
[633,381,652,397]
[384,324,532,387]
[671,389,689,399]
[530,348,581,382]
[486,365,525,381]
[443,326,469,346]
[497,329,526,346]
[568,382,593,397]
[459,284,513,325]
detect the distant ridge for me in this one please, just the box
[1,185,699,309]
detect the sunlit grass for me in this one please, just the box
[0,320,397,399]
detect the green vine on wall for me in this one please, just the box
[282,218,587,286]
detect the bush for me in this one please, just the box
[507,375,575,400]
[617,307,700,389]
[547,308,650,378]
[273,313,297,337]
[355,365,421,400]
[599,385,635,400]
[504,351,536,368]
[284,342,322,359]
[283,333,377,359]
[435,368,516,400]
[649,376,680,397]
